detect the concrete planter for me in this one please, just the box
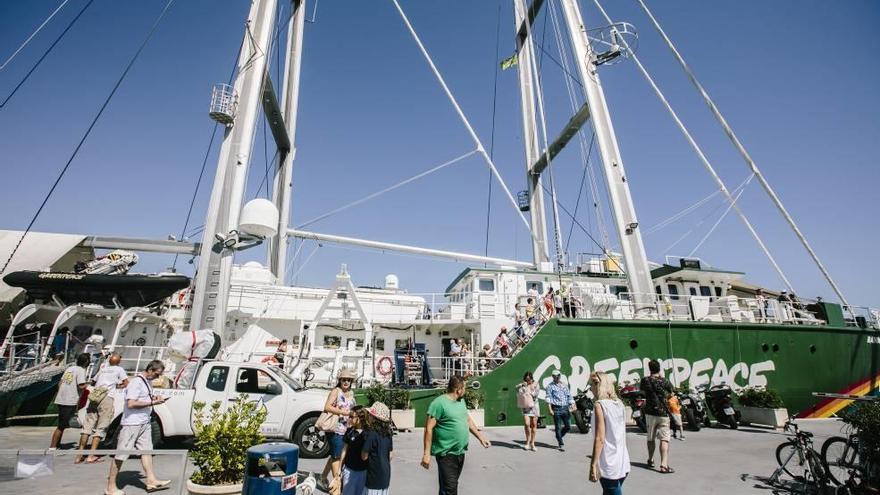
[740,406,788,428]
[468,409,485,430]
[391,409,416,431]
[187,480,242,495]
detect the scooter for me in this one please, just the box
[571,391,594,434]
[700,383,740,429]
[620,384,647,432]
[676,388,707,431]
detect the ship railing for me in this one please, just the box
[844,305,880,330]
[98,344,167,375]
[0,338,49,376]
[617,292,824,325]
[424,355,511,382]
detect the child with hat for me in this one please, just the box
[360,402,394,495]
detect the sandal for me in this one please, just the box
[647,459,655,468]
[659,466,675,474]
[146,480,171,492]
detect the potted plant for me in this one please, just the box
[365,383,415,431]
[187,395,268,495]
[464,385,485,430]
[736,386,787,428]
[840,402,880,488]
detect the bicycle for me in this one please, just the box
[821,432,860,486]
[770,420,831,489]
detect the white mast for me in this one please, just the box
[513,0,551,267]
[190,0,279,333]
[269,0,307,284]
[558,0,655,312]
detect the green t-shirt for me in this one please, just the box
[427,394,470,456]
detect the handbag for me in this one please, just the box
[316,411,339,432]
[88,386,110,405]
[515,384,535,409]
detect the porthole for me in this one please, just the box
[629,339,638,349]
[761,343,769,352]
[809,345,817,354]
[496,412,507,423]
[772,343,780,352]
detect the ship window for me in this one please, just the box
[376,339,385,351]
[395,339,408,350]
[689,287,698,296]
[699,286,712,297]
[714,286,723,297]
[655,285,662,295]
[323,335,341,349]
[527,282,543,294]
[206,366,229,392]
[667,285,679,300]
[346,338,364,350]
[478,278,495,292]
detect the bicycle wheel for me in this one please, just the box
[807,450,831,486]
[776,441,808,480]
[821,436,858,485]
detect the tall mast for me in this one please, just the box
[558,0,654,312]
[513,0,550,267]
[190,0,279,333]
[269,0,307,284]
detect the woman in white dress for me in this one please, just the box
[589,371,631,494]
[516,371,539,451]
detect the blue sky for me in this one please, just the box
[1,0,878,307]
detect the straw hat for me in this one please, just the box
[337,368,357,381]
[367,402,391,422]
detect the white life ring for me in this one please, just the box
[376,356,393,377]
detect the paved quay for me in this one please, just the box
[0,420,846,494]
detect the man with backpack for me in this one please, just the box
[76,353,128,464]
[641,359,675,473]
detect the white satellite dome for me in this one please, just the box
[385,274,399,289]
[239,198,279,238]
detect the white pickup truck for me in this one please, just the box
[91,361,331,458]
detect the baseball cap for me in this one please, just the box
[551,370,561,377]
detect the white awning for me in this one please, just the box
[0,230,93,303]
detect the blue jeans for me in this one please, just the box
[552,406,570,445]
[599,476,626,495]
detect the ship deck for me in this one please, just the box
[0,420,847,494]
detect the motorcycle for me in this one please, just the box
[571,391,594,434]
[700,383,740,429]
[620,384,647,433]
[676,388,706,432]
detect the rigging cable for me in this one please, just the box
[592,0,794,293]
[644,188,723,235]
[1,0,177,276]
[0,0,95,109]
[0,0,70,71]
[484,2,502,260]
[296,149,479,229]
[689,174,755,256]
[635,0,848,306]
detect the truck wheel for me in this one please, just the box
[151,416,164,448]
[293,416,330,459]
[100,417,122,449]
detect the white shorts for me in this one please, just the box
[365,489,389,495]
[646,414,671,442]
[115,423,153,461]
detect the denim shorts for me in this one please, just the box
[328,432,345,459]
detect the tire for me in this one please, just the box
[573,410,590,434]
[150,415,164,449]
[293,416,330,459]
[821,436,856,486]
[703,412,712,428]
[726,413,738,430]
[776,440,808,480]
[635,415,647,433]
[684,407,700,432]
[99,417,122,449]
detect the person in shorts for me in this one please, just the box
[105,360,170,495]
[77,353,128,463]
[50,353,89,449]
[668,393,684,441]
[516,371,539,451]
[640,359,674,473]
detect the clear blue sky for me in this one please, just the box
[1,0,878,307]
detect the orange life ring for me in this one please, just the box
[376,356,393,376]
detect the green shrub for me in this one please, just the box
[464,385,484,409]
[363,383,410,409]
[840,401,880,480]
[190,395,267,486]
[736,386,784,408]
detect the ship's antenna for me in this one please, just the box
[635,0,850,306]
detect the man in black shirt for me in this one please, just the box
[640,359,674,473]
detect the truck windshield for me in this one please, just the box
[274,369,304,391]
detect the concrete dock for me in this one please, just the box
[0,420,846,494]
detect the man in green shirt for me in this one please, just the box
[421,375,491,495]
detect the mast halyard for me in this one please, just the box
[557,0,655,313]
[190,0,280,333]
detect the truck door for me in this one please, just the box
[232,365,286,437]
[191,364,232,430]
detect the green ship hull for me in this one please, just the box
[405,318,880,427]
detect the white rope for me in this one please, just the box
[0,0,70,71]
[593,0,795,293]
[390,0,533,234]
[644,188,722,235]
[295,149,477,229]
[635,0,848,307]
[689,174,754,256]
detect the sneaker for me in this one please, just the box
[529,445,537,451]
[558,443,565,451]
